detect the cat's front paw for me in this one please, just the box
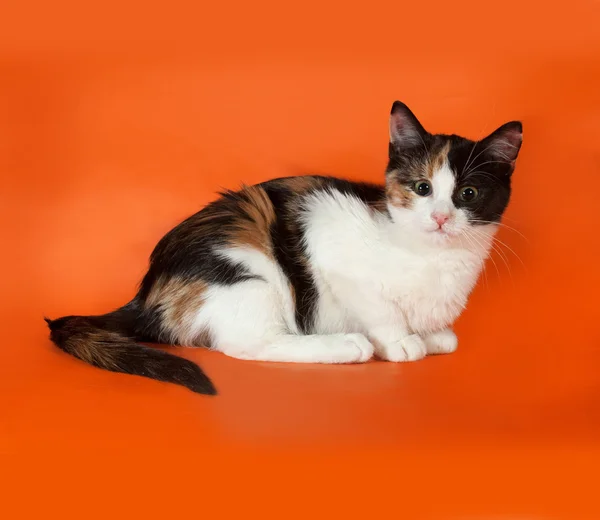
[342,333,375,362]
[423,329,458,355]
[375,334,427,362]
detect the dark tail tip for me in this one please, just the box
[193,375,217,395]
[161,354,218,395]
[44,315,70,335]
[44,316,61,334]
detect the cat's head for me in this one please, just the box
[385,101,522,246]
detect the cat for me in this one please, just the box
[45,101,523,395]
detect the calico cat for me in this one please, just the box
[46,101,523,395]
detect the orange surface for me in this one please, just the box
[1,1,600,518]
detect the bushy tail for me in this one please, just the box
[45,303,216,395]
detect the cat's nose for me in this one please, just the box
[432,212,450,227]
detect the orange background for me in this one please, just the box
[1,1,600,518]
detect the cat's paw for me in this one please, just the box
[423,329,458,355]
[375,334,427,362]
[342,333,375,362]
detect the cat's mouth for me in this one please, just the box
[429,225,459,239]
[430,225,449,235]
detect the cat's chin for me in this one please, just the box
[422,226,463,247]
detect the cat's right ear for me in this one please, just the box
[479,121,523,165]
[389,101,428,150]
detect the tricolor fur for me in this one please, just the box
[46,101,523,395]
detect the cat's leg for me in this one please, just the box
[369,324,427,362]
[192,278,373,364]
[342,294,426,363]
[234,332,374,363]
[423,328,458,355]
[314,276,425,363]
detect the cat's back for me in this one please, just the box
[154,175,385,254]
[139,176,385,291]
[259,175,385,210]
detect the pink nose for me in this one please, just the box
[432,213,450,227]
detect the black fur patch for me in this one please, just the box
[446,137,512,224]
[138,194,263,298]
[260,176,386,333]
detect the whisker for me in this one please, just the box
[464,228,501,280]
[471,224,525,267]
[470,219,529,242]
[463,159,511,178]
[472,230,513,280]
[462,170,505,185]
[497,214,519,223]
[469,226,526,279]
[489,241,515,286]
[416,132,430,157]
[462,143,501,176]
[491,235,526,268]
[459,230,489,290]
[461,141,478,176]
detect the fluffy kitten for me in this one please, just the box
[46,101,523,395]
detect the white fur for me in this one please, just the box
[424,328,458,355]
[184,166,495,364]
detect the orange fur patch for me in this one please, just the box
[146,277,211,345]
[229,185,276,256]
[426,141,450,179]
[276,176,325,193]
[387,142,451,208]
[386,174,414,208]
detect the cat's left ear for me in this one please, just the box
[389,101,428,150]
[479,121,523,171]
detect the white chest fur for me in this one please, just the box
[302,191,488,335]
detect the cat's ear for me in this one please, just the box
[479,121,523,166]
[389,101,428,150]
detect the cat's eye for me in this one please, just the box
[459,186,479,202]
[414,180,432,197]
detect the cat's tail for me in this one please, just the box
[44,301,216,395]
